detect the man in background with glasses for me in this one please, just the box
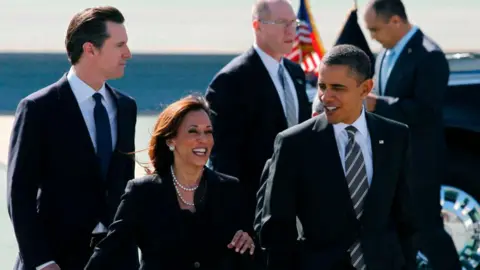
[205,0,311,256]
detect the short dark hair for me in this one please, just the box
[65,6,125,65]
[321,44,371,82]
[370,0,408,21]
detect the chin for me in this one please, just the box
[108,70,125,80]
[325,114,340,124]
[190,158,208,168]
[281,46,293,55]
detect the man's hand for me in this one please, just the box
[365,93,377,112]
[227,230,255,255]
[39,263,61,270]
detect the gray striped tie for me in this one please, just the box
[278,64,297,127]
[345,126,369,269]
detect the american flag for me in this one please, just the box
[286,0,325,75]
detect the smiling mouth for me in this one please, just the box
[192,148,207,156]
[325,106,338,112]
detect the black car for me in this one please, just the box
[426,53,480,269]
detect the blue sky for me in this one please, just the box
[1,0,478,53]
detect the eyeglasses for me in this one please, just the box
[259,19,301,29]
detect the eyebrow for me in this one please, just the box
[318,82,347,88]
[188,125,212,128]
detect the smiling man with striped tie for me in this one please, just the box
[255,44,422,270]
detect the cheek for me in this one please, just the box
[179,137,197,150]
[207,134,214,147]
[104,49,121,62]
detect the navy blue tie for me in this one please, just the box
[93,93,112,179]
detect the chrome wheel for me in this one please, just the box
[417,185,480,269]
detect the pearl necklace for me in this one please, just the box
[170,166,199,191]
[173,181,195,206]
[170,166,199,206]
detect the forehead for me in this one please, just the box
[318,64,357,85]
[364,7,385,26]
[105,21,127,40]
[181,110,211,126]
[267,1,295,19]
[319,64,349,79]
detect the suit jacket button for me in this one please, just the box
[194,261,200,268]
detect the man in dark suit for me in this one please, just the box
[205,0,311,228]
[363,1,460,269]
[255,44,422,270]
[7,6,139,270]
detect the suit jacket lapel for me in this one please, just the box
[361,113,388,224]
[313,115,358,218]
[384,30,422,96]
[375,50,386,95]
[106,85,125,152]
[56,74,100,173]
[249,48,287,127]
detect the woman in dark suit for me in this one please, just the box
[85,95,255,270]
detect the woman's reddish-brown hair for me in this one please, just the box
[148,94,210,174]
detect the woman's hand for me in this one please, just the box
[227,230,255,255]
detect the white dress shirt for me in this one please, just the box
[253,44,299,120]
[36,67,118,270]
[67,67,117,152]
[332,108,373,185]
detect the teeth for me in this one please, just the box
[193,148,207,155]
[326,107,337,111]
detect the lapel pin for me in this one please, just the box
[379,140,384,144]
[408,48,412,54]
[296,79,304,85]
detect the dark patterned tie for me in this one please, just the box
[278,64,297,127]
[93,93,112,179]
[345,125,369,269]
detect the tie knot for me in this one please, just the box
[93,93,103,104]
[345,125,357,138]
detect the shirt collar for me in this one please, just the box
[333,107,368,138]
[253,43,284,75]
[67,66,107,103]
[387,25,419,56]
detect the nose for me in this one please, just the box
[285,25,296,36]
[321,88,334,103]
[197,132,208,143]
[124,45,132,59]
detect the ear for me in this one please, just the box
[253,19,260,31]
[390,15,402,27]
[82,42,97,58]
[360,78,373,98]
